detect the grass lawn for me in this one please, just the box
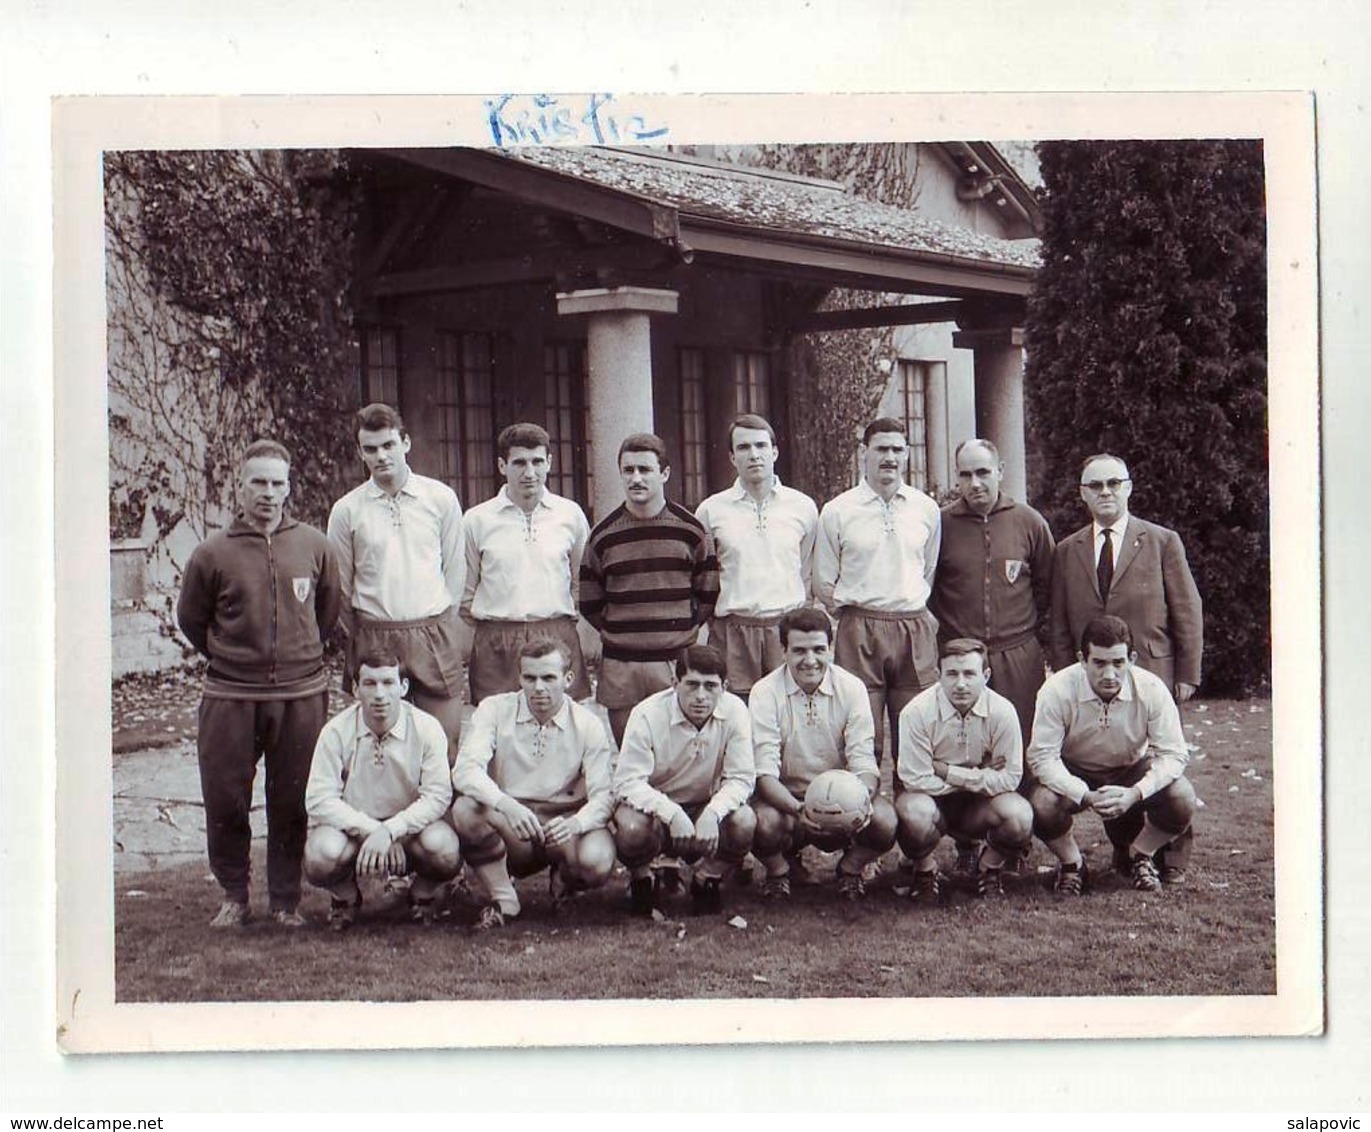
[113,697,1274,1003]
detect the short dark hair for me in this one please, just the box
[243,439,292,466]
[1079,615,1134,657]
[355,403,407,438]
[354,649,407,681]
[940,637,989,667]
[617,432,671,472]
[862,418,907,445]
[778,606,833,646]
[675,644,728,681]
[498,422,552,459]
[517,636,570,671]
[727,413,776,448]
[1079,452,1129,478]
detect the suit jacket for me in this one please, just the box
[1048,515,1203,689]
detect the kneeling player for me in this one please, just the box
[451,638,616,930]
[304,652,461,930]
[894,638,1033,901]
[612,645,756,915]
[749,607,896,900]
[1027,615,1196,895]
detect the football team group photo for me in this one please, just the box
[103,137,1275,1007]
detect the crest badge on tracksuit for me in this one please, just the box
[1004,559,1024,584]
[293,577,311,602]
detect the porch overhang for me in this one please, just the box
[362,146,1038,304]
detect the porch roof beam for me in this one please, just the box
[374,148,684,247]
[790,300,969,333]
[681,222,1036,298]
[369,243,681,297]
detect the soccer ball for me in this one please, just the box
[802,769,872,836]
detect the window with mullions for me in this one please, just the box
[360,326,401,407]
[732,350,771,419]
[543,341,592,507]
[679,347,709,507]
[896,359,934,492]
[434,331,498,506]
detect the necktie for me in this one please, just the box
[1097,528,1114,598]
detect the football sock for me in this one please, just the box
[914,853,938,873]
[1046,834,1082,868]
[1131,818,1174,858]
[469,858,521,916]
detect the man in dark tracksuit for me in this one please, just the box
[930,440,1055,745]
[929,439,1054,878]
[177,440,341,928]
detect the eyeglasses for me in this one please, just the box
[1081,478,1130,493]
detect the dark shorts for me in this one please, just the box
[349,607,465,700]
[835,607,939,693]
[468,616,591,703]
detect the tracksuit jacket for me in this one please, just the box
[177,514,341,692]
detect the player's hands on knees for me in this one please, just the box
[542,815,577,849]
[693,811,721,857]
[357,826,395,876]
[1089,785,1138,819]
[668,809,697,853]
[498,798,544,843]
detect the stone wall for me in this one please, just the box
[111,540,188,677]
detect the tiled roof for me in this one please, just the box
[499,146,1041,271]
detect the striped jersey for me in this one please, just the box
[579,501,720,663]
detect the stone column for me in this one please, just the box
[924,361,950,496]
[952,326,1027,503]
[556,286,678,522]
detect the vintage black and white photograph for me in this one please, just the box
[50,91,1320,1054]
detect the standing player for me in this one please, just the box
[814,417,942,767]
[894,638,1034,902]
[303,652,461,930]
[176,439,340,928]
[1027,616,1197,895]
[461,422,592,705]
[612,645,757,915]
[579,433,719,745]
[748,608,897,901]
[450,638,617,931]
[695,414,818,703]
[327,402,466,754]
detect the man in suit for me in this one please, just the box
[1048,453,1203,702]
[1047,453,1203,884]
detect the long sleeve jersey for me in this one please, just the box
[613,687,756,826]
[452,691,614,833]
[897,683,1023,797]
[1026,663,1189,804]
[305,702,453,839]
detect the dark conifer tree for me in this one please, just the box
[1025,140,1268,694]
